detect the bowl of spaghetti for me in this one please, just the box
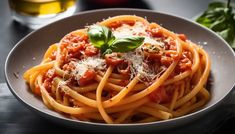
[5,9,235,133]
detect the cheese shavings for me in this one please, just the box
[113,21,164,48]
[123,52,157,82]
[70,57,105,80]
[113,21,166,81]
[113,21,148,38]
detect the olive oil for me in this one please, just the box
[9,0,76,16]
[8,0,77,29]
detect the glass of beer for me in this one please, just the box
[8,0,77,29]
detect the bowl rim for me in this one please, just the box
[4,8,235,127]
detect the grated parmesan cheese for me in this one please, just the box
[113,22,147,38]
[68,21,166,83]
[123,52,157,81]
[70,56,105,80]
[113,21,164,48]
[113,21,166,81]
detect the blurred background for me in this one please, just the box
[0,0,235,134]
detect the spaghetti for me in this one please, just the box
[23,15,211,124]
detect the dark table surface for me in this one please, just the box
[1,0,235,134]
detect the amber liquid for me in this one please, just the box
[9,0,76,16]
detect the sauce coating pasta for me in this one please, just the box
[24,15,211,124]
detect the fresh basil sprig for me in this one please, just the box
[110,37,145,52]
[88,25,115,48]
[196,0,235,48]
[88,25,145,54]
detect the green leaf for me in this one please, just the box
[87,25,145,54]
[88,25,115,48]
[196,2,227,27]
[110,37,145,52]
[219,28,235,47]
[102,49,113,56]
[231,39,235,48]
[196,1,235,49]
[208,2,225,9]
[210,17,226,31]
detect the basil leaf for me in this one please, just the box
[88,25,115,48]
[210,17,227,31]
[196,0,235,49]
[219,28,235,48]
[110,37,145,52]
[103,49,113,56]
[196,2,228,27]
[103,26,115,46]
[88,25,145,54]
[208,2,225,10]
